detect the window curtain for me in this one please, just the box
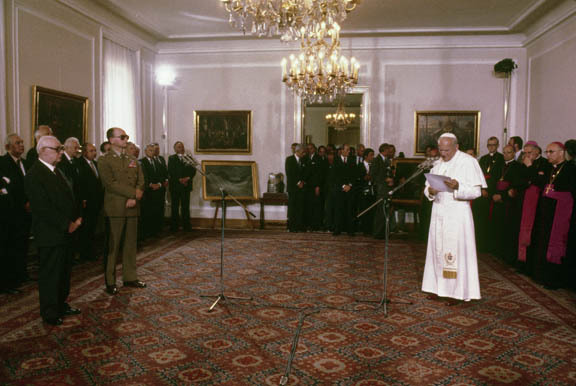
[103,38,140,144]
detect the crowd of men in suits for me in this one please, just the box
[0,126,197,325]
[285,142,403,238]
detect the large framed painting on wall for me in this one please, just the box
[414,111,480,156]
[33,86,89,144]
[201,160,259,201]
[195,110,252,154]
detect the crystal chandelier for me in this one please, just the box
[281,23,359,103]
[220,0,359,41]
[326,97,356,131]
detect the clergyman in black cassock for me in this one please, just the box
[527,142,576,289]
[474,137,504,252]
[488,145,527,264]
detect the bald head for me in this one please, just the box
[502,145,515,162]
[545,142,565,165]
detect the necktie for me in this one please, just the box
[90,161,98,177]
[343,157,347,163]
[55,168,72,193]
[17,159,26,176]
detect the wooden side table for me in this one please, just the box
[259,192,288,229]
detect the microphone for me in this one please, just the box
[180,151,199,166]
[417,157,438,170]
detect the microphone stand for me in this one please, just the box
[356,164,432,315]
[182,154,254,311]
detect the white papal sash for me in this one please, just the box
[435,203,459,279]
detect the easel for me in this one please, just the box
[211,199,255,230]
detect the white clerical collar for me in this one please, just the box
[505,159,514,165]
[39,158,56,172]
[489,152,496,156]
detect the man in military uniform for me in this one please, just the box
[98,127,146,295]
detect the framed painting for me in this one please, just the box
[33,86,89,144]
[414,111,480,156]
[195,110,252,154]
[201,160,259,201]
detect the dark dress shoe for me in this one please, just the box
[105,285,119,295]
[43,317,63,326]
[63,307,81,316]
[123,280,147,288]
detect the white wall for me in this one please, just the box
[3,0,156,149]
[156,37,527,219]
[526,12,576,147]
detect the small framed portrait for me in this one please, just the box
[33,86,89,144]
[201,160,259,201]
[414,111,480,156]
[195,110,252,154]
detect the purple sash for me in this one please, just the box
[518,185,540,262]
[543,188,574,264]
[496,181,511,191]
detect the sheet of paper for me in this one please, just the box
[425,173,454,192]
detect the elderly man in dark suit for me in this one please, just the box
[74,142,104,261]
[168,141,196,232]
[25,125,52,166]
[371,143,395,239]
[0,133,32,292]
[99,127,146,295]
[25,135,82,326]
[140,143,166,238]
[285,144,308,232]
[332,144,357,236]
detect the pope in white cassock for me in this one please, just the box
[422,133,487,301]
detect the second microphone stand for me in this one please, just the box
[356,166,428,315]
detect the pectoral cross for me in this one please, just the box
[544,184,554,195]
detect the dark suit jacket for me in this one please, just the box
[140,157,165,186]
[304,153,324,190]
[155,156,169,183]
[25,161,81,247]
[285,155,308,194]
[0,153,29,211]
[332,155,356,189]
[25,148,38,167]
[168,154,197,192]
[74,157,104,213]
[369,154,393,195]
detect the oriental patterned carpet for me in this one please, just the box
[1,230,576,385]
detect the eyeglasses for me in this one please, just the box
[113,135,129,140]
[44,146,64,152]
